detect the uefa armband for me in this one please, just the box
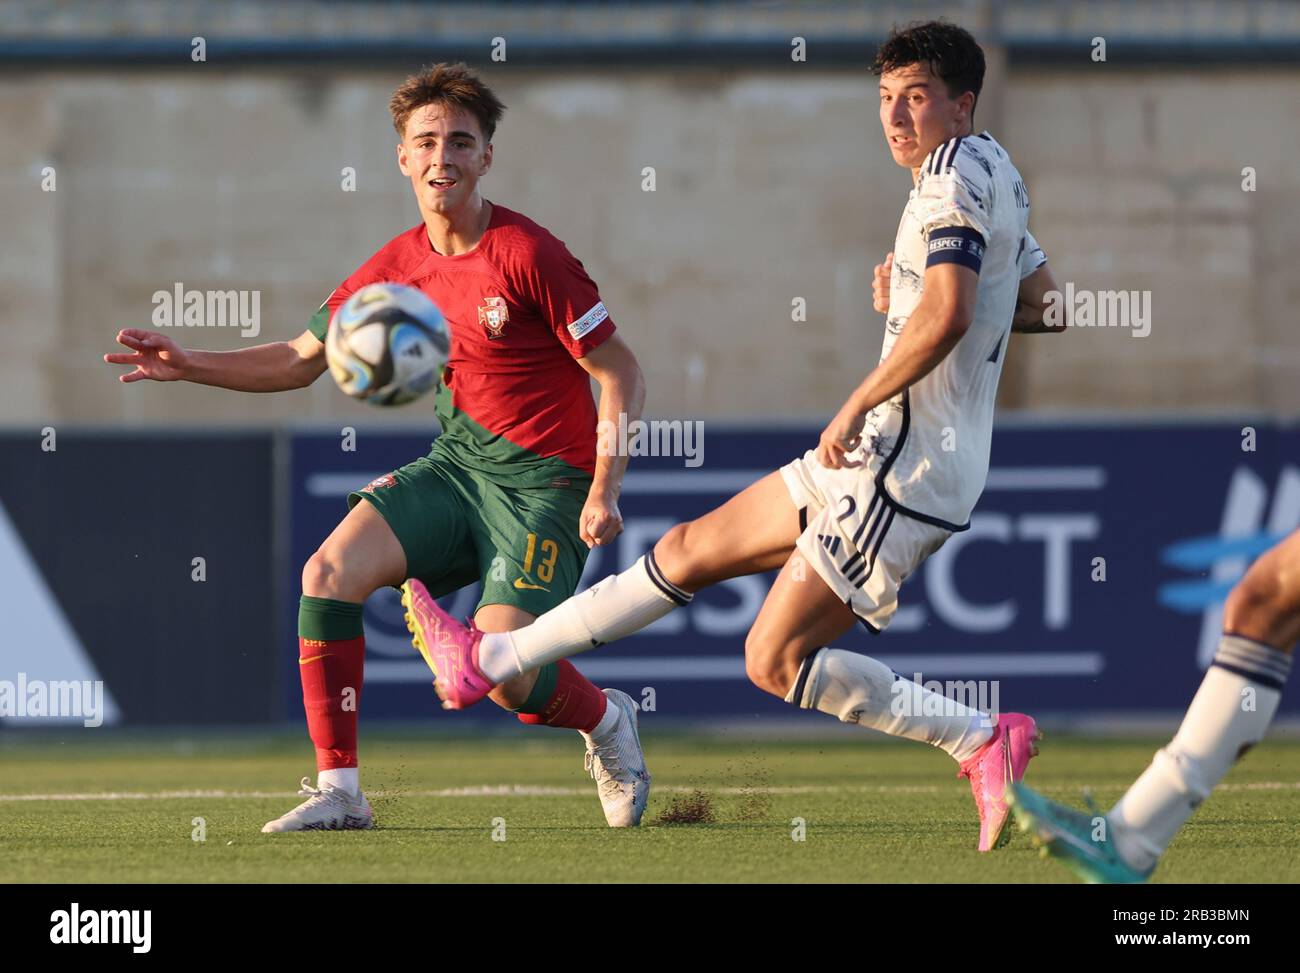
[926,226,985,274]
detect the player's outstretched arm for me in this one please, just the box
[104,328,329,392]
[1011,261,1065,333]
[577,333,646,549]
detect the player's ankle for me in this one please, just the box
[1109,819,1159,873]
[318,766,360,796]
[585,694,619,741]
[478,630,520,684]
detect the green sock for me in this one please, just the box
[298,595,364,641]
[512,663,559,714]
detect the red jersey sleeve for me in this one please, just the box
[308,261,389,341]
[307,226,424,341]
[517,234,616,358]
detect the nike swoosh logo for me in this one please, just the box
[298,654,332,665]
[513,577,549,591]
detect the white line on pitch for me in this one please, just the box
[3,781,1296,802]
[0,784,937,802]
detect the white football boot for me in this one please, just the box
[582,689,651,827]
[261,777,375,833]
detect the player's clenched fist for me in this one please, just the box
[580,492,624,548]
[104,328,189,383]
[872,252,893,314]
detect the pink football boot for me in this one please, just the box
[400,579,494,710]
[958,712,1042,851]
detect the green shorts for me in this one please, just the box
[348,454,591,617]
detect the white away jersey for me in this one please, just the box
[864,131,1045,530]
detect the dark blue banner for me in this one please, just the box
[285,422,1300,723]
[0,432,276,727]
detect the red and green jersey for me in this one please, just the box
[308,203,615,487]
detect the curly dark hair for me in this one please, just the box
[871,21,985,111]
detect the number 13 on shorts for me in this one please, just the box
[522,532,559,584]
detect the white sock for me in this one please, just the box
[1109,634,1291,873]
[786,648,994,762]
[318,767,359,796]
[478,552,691,684]
[583,692,621,744]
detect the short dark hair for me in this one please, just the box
[389,62,506,141]
[871,21,985,110]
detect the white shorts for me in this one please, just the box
[779,448,952,632]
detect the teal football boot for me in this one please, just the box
[1008,782,1154,884]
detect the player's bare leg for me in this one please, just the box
[1012,529,1299,881]
[750,550,1039,851]
[651,469,803,590]
[742,551,856,694]
[416,471,804,710]
[304,499,408,602]
[1222,528,1300,649]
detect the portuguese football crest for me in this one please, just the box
[362,473,397,493]
[478,296,509,339]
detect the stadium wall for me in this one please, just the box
[3,65,1298,428]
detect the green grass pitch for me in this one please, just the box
[2,730,1297,883]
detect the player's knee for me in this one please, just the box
[1224,571,1267,629]
[1224,560,1300,649]
[653,521,706,591]
[302,548,354,601]
[744,632,796,698]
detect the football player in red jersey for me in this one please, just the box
[105,64,651,831]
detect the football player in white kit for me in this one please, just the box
[404,21,1065,850]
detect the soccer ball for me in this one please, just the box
[325,283,450,406]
